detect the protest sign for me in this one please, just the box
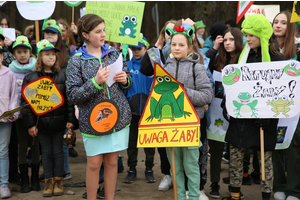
[85,1,145,46]
[16,1,56,21]
[138,63,200,148]
[0,104,29,120]
[244,4,280,23]
[291,1,300,23]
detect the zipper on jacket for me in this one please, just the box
[175,59,179,80]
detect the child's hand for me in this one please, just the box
[114,71,127,85]
[213,35,224,51]
[28,126,38,137]
[155,39,162,50]
[94,65,110,85]
[4,36,12,46]
[66,122,74,129]
[8,115,14,120]
[204,104,209,113]
[71,22,78,35]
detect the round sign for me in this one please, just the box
[16,1,56,21]
[88,99,120,136]
[64,1,82,7]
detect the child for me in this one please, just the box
[222,14,286,200]
[0,27,14,67]
[164,25,213,200]
[21,39,76,197]
[123,33,156,184]
[66,14,132,200]
[0,45,19,199]
[9,35,40,193]
[195,20,206,47]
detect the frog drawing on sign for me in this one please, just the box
[266,95,294,117]
[233,92,258,118]
[50,93,61,104]
[119,15,137,38]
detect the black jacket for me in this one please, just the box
[224,47,287,151]
[21,70,76,132]
[140,45,166,76]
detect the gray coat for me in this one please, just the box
[164,53,213,119]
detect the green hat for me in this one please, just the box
[239,14,273,63]
[13,35,32,50]
[0,45,8,53]
[36,39,60,57]
[0,27,4,41]
[43,19,62,35]
[195,20,206,29]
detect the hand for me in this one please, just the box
[94,65,110,85]
[66,122,74,129]
[204,105,209,113]
[114,71,127,85]
[213,35,224,51]
[28,126,38,137]
[4,36,12,46]
[8,115,14,120]
[155,39,162,50]
[71,22,78,35]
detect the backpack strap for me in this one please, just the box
[70,45,76,57]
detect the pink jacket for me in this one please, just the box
[0,66,19,122]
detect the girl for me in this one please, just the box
[164,25,213,200]
[57,18,77,57]
[0,45,19,199]
[195,20,206,48]
[9,35,40,193]
[66,14,132,200]
[272,11,300,200]
[222,14,286,200]
[21,39,76,197]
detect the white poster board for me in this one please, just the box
[16,1,56,21]
[244,4,280,23]
[3,28,15,41]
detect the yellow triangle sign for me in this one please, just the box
[138,63,200,147]
[291,1,300,23]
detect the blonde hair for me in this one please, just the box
[158,20,177,47]
[35,51,60,72]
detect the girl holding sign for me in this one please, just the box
[66,14,132,200]
[222,14,286,200]
[21,39,76,197]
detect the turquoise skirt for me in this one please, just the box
[83,126,129,156]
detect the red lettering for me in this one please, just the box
[186,130,191,141]
[191,129,196,142]
[163,131,168,142]
[171,128,179,142]
[257,9,260,14]
[179,131,185,142]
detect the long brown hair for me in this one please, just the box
[57,18,76,46]
[158,20,177,47]
[36,50,60,72]
[215,27,243,71]
[272,11,296,59]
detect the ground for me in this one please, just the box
[8,130,275,200]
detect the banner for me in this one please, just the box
[16,1,56,21]
[244,4,280,23]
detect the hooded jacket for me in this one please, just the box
[66,44,133,136]
[164,52,213,119]
[0,66,19,122]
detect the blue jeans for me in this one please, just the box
[63,138,70,175]
[0,123,12,185]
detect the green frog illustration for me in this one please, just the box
[284,61,300,76]
[146,76,191,122]
[233,92,258,118]
[266,95,294,117]
[119,15,137,38]
[223,65,241,85]
[214,118,224,127]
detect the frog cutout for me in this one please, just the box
[266,95,294,117]
[222,65,241,85]
[119,15,137,38]
[214,118,224,127]
[233,92,258,118]
[284,61,300,76]
[146,75,191,122]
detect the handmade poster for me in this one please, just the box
[16,1,56,21]
[3,28,15,41]
[147,47,163,67]
[207,71,229,142]
[106,54,123,87]
[0,104,29,120]
[222,60,300,119]
[244,4,280,23]
[291,1,300,23]
[88,99,120,136]
[21,76,64,116]
[138,63,200,148]
[85,1,145,46]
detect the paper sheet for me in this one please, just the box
[3,28,15,41]
[106,53,123,87]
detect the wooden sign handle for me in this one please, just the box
[35,20,40,43]
[260,127,265,181]
[171,147,178,200]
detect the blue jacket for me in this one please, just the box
[202,36,214,54]
[124,57,154,116]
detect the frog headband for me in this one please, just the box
[43,19,62,35]
[165,25,195,44]
[13,35,32,50]
[36,39,60,57]
[238,14,273,64]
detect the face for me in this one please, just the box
[164,23,175,41]
[41,49,56,69]
[196,27,205,35]
[83,22,106,48]
[223,32,236,53]
[44,30,59,45]
[0,18,8,28]
[131,46,147,60]
[245,33,260,50]
[59,23,67,42]
[14,46,31,64]
[171,34,192,60]
[273,13,287,37]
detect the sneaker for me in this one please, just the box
[186,191,190,200]
[39,173,44,182]
[228,186,244,199]
[242,174,251,185]
[286,196,300,200]
[222,152,229,163]
[209,182,220,198]
[199,190,209,200]
[145,169,156,183]
[158,175,172,191]
[250,171,260,184]
[0,185,11,199]
[69,148,78,157]
[63,173,72,181]
[124,169,136,183]
[223,177,229,184]
[97,187,105,199]
[274,191,286,200]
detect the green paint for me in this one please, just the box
[233,92,258,118]
[266,96,294,117]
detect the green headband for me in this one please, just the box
[138,33,149,48]
[165,25,195,44]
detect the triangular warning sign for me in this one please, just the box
[291,1,300,23]
[138,63,200,148]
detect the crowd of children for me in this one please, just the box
[0,7,300,200]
